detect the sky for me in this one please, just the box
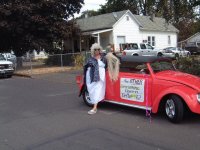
[74,0,107,17]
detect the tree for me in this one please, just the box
[98,0,139,15]
[0,0,84,56]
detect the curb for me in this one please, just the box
[13,73,32,78]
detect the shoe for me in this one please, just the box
[88,109,97,115]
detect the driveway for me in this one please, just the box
[0,71,200,150]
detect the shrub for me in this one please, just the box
[73,54,85,68]
[175,56,200,76]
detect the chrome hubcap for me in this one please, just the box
[165,99,175,118]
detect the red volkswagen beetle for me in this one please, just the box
[76,56,200,123]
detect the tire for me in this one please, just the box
[187,53,191,57]
[165,95,184,123]
[82,90,93,107]
[6,75,12,78]
[132,54,139,56]
[157,53,163,57]
[175,53,179,59]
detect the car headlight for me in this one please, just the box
[8,64,13,68]
[197,94,200,103]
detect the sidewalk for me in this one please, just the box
[14,66,82,78]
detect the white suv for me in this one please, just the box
[122,43,163,56]
[0,54,14,78]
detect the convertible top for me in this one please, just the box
[119,55,172,63]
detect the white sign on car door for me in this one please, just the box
[120,78,145,102]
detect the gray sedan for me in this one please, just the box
[162,47,191,58]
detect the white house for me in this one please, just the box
[65,10,179,52]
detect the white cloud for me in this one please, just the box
[74,0,107,17]
[81,0,107,11]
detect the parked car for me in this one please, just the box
[162,47,191,58]
[185,42,200,55]
[121,43,165,57]
[76,56,200,123]
[1,53,17,68]
[0,54,14,78]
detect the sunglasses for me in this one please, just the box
[94,49,100,51]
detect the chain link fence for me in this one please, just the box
[14,52,91,76]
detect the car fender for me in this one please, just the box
[76,75,85,96]
[152,85,197,113]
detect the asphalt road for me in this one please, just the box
[0,71,200,150]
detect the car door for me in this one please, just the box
[177,47,183,56]
[145,44,156,56]
[140,43,148,56]
[105,63,153,109]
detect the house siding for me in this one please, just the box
[113,12,140,51]
[140,31,177,49]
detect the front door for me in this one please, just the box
[105,64,152,110]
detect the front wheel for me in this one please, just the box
[6,75,12,78]
[82,90,93,107]
[187,52,191,57]
[165,95,184,123]
[175,53,179,59]
[157,53,163,57]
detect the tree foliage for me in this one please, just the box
[78,10,100,18]
[0,0,84,56]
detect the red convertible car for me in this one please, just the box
[76,56,200,123]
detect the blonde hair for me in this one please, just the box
[90,43,103,56]
[106,52,120,81]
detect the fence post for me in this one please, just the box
[30,56,32,76]
[61,54,63,67]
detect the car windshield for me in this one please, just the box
[150,60,176,73]
[0,54,6,61]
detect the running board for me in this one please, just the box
[104,100,152,111]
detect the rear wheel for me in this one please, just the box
[82,90,93,107]
[165,95,184,123]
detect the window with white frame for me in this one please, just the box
[147,36,155,46]
[168,35,171,45]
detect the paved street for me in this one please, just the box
[0,71,200,150]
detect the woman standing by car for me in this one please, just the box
[84,43,107,114]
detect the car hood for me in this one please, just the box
[155,70,200,91]
[0,60,12,65]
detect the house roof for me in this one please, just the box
[178,32,200,43]
[76,10,179,33]
[134,15,179,32]
[76,10,126,32]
